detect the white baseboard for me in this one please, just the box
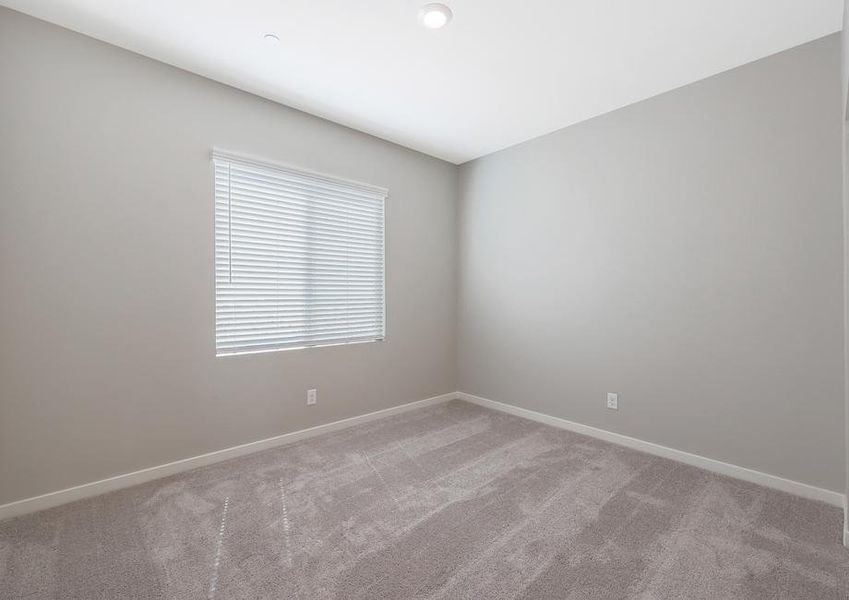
[457,392,846,508]
[3,390,844,523]
[844,529,849,548]
[0,392,456,522]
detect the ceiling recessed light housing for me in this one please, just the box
[263,33,280,45]
[419,3,453,29]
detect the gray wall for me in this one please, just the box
[0,8,458,505]
[458,35,845,492]
[842,0,849,530]
[844,1,849,118]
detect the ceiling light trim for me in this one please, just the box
[418,3,453,29]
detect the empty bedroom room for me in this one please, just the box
[2,1,849,598]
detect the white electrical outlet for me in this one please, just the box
[606,393,618,410]
[307,389,317,405]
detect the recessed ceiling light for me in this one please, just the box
[418,3,453,29]
[263,33,280,45]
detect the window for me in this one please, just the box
[213,150,386,356]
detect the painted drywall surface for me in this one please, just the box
[842,0,849,535]
[0,8,458,505]
[843,117,849,535]
[458,35,845,492]
[843,1,849,116]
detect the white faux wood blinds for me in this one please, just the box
[213,151,386,356]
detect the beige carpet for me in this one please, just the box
[1,400,847,599]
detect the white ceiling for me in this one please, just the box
[1,0,843,163]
